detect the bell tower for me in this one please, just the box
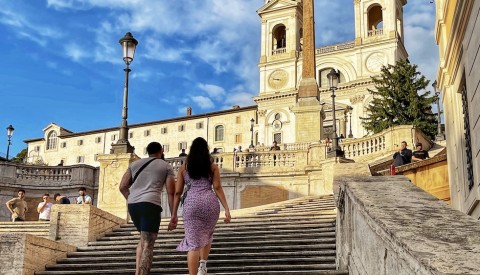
[353,0,408,60]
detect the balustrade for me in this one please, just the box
[316,41,355,54]
[367,29,383,37]
[15,165,72,181]
[272,48,287,55]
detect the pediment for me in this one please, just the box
[321,100,350,111]
[43,123,73,136]
[257,0,301,15]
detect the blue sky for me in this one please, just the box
[0,0,438,158]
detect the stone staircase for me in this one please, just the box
[35,195,347,275]
[0,221,50,237]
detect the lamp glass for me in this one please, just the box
[327,69,339,89]
[119,32,138,65]
[6,125,14,138]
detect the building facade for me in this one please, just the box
[435,0,480,219]
[24,0,408,167]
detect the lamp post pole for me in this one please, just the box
[432,80,445,141]
[111,32,138,154]
[249,118,255,149]
[347,106,353,138]
[6,125,14,161]
[327,69,345,158]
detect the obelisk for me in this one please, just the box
[293,0,324,142]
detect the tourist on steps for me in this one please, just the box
[168,137,231,275]
[5,189,28,222]
[119,141,175,275]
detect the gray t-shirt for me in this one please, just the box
[127,157,174,206]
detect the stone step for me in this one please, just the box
[57,250,337,263]
[77,238,337,251]
[101,226,336,241]
[87,231,336,247]
[45,257,336,270]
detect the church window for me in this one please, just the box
[144,130,151,136]
[196,122,204,129]
[95,137,102,143]
[367,5,383,37]
[61,142,67,148]
[235,134,242,143]
[273,133,282,144]
[272,24,287,55]
[77,140,83,146]
[163,144,169,153]
[215,125,224,142]
[129,132,134,138]
[178,142,187,150]
[178,125,185,132]
[461,84,474,191]
[76,156,85,163]
[47,131,58,150]
[161,127,168,134]
[274,113,281,120]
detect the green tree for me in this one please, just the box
[11,148,27,163]
[361,59,438,138]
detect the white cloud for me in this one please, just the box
[197,84,225,100]
[65,43,87,62]
[222,91,256,108]
[191,95,214,109]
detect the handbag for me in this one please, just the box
[180,178,191,206]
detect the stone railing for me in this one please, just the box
[272,48,287,55]
[166,155,225,173]
[316,41,355,54]
[234,151,300,169]
[339,135,386,159]
[367,28,383,37]
[15,165,72,181]
[0,162,98,188]
[337,125,432,161]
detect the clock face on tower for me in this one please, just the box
[366,53,385,72]
[268,69,288,90]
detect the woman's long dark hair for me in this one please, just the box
[186,137,212,179]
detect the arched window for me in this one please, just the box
[367,5,383,36]
[47,131,58,150]
[215,125,224,142]
[272,24,287,54]
[318,68,346,87]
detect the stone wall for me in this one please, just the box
[336,176,480,274]
[0,233,75,275]
[49,204,125,247]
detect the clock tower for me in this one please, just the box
[254,0,303,147]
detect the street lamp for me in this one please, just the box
[111,32,138,154]
[327,69,345,158]
[6,125,14,161]
[347,106,353,138]
[249,118,255,149]
[432,80,445,141]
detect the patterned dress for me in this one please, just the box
[177,172,220,251]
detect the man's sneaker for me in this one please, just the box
[197,265,207,275]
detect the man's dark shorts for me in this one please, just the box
[128,202,163,233]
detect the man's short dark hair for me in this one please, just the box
[54,193,61,200]
[416,142,422,147]
[401,141,407,145]
[78,187,86,192]
[18,189,26,194]
[146,142,162,155]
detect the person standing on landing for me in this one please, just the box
[168,137,231,275]
[119,142,175,275]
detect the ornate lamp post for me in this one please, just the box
[327,69,345,158]
[6,125,14,161]
[347,106,353,138]
[249,118,255,149]
[432,80,445,141]
[111,32,138,154]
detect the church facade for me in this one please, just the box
[24,0,408,167]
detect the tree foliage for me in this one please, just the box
[361,59,438,138]
[11,148,27,163]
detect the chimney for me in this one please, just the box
[186,106,192,116]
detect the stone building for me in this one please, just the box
[23,0,408,167]
[435,0,480,218]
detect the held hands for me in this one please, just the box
[168,215,178,231]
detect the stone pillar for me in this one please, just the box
[97,153,137,220]
[339,117,346,138]
[294,0,324,142]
